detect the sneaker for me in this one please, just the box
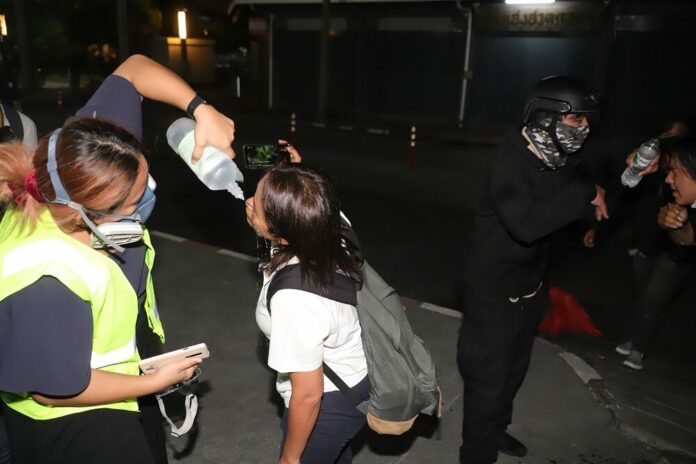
[499,432,528,457]
[623,350,644,370]
[615,341,633,356]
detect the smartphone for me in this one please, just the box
[139,343,210,374]
[243,143,289,169]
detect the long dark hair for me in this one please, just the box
[662,136,696,181]
[260,163,360,289]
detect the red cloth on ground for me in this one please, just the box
[539,286,603,336]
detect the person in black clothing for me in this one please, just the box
[616,135,696,370]
[458,76,606,464]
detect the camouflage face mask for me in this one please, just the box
[556,121,590,154]
[527,125,568,170]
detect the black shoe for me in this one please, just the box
[499,432,528,457]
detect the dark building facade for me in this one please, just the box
[232,0,695,134]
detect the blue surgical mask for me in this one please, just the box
[135,175,157,223]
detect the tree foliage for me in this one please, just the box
[27,0,162,71]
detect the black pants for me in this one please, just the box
[138,395,169,464]
[457,285,548,464]
[280,376,369,464]
[631,252,695,353]
[0,408,10,464]
[3,400,164,464]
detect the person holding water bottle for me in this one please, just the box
[0,54,235,464]
[616,131,696,371]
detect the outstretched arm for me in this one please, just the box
[113,54,235,161]
[491,162,598,244]
[32,358,201,407]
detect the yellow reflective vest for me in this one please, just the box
[0,208,164,420]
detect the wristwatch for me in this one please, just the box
[186,95,208,120]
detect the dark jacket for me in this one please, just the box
[463,129,596,297]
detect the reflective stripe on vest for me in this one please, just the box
[142,230,165,342]
[91,336,137,369]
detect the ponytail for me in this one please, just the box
[0,141,43,230]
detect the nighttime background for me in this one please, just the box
[1,0,696,461]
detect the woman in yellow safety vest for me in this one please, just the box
[0,55,235,464]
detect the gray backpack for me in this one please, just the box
[267,258,442,435]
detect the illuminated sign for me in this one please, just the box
[476,2,605,33]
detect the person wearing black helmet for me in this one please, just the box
[457,76,607,464]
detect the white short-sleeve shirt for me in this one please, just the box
[255,258,368,408]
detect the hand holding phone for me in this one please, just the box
[139,343,210,374]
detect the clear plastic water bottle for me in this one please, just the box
[166,117,244,199]
[620,138,660,188]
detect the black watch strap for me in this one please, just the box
[186,95,208,120]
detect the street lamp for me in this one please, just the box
[0,14,8,37]
[177,9,188,80]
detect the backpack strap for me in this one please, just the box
[321,360,363,407]
[266,263,357,310]
[1,101,23,141]
[266,263,363,407]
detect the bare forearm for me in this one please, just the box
[283,395,322,461]
[32,369,158,406]
[113,54,195,111]
[113,54,236,160]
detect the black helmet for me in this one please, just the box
[523,76,599,125]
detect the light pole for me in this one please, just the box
[0,14,7,90]
[177,9,188,81]
[0,14,7,38]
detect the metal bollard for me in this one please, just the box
[290,112,297,146]
[57,91,64,115]
[407,125,417,169]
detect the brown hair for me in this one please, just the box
[261,163,359,290]
[0,118,145,234]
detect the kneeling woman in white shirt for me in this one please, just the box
[246,163,369,464]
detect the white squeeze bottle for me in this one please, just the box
[166,117,244,200]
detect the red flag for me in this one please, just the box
[539,286,603,336]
